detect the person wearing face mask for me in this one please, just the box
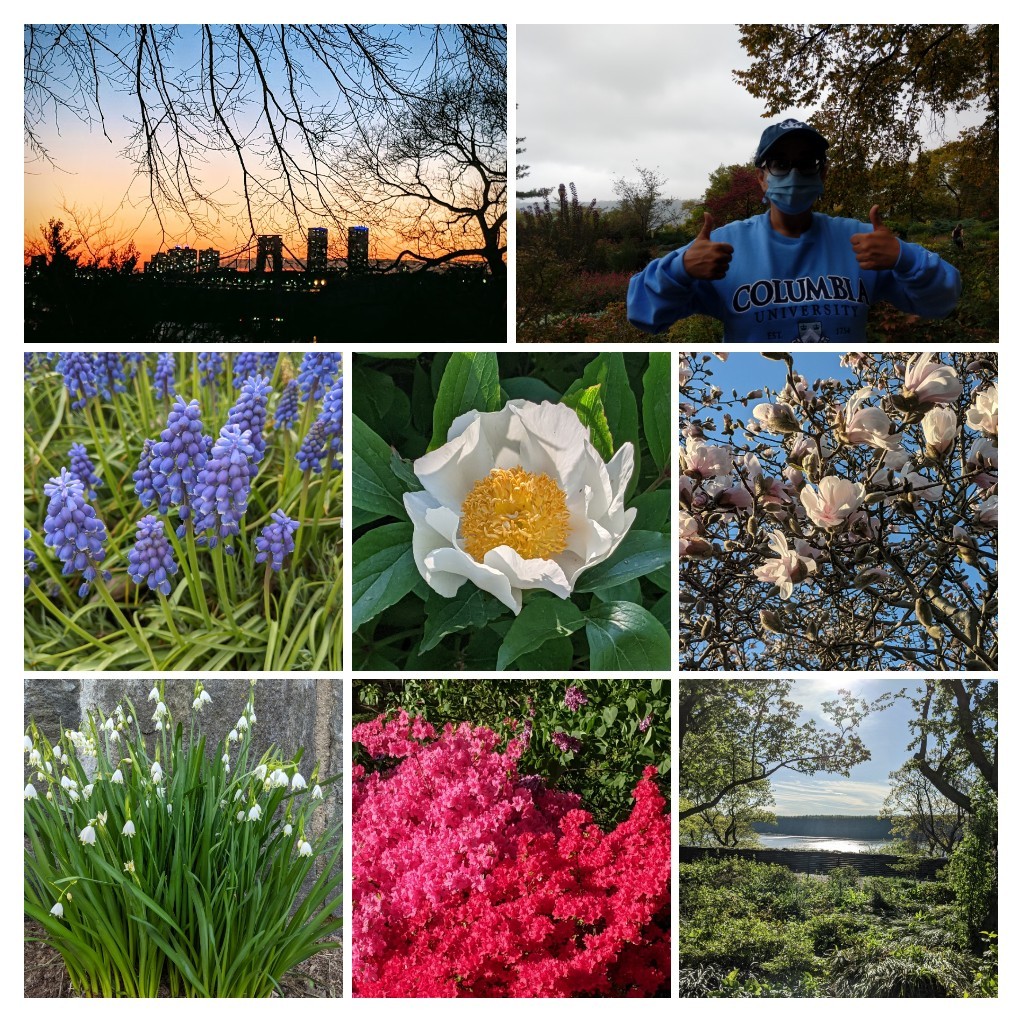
[626,119,961,342]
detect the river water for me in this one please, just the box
[753,833,887,853]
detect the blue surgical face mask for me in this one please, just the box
[764,169,824,215]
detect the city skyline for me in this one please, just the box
[25,25,507,274]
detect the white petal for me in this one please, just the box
[482,546,572,601]
[568,507,637,586]
[404,491,465,598]
[426,545,518,613]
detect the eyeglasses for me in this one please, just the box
[760,157,827,177]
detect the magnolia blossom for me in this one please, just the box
[903,353,962,405]
[752,530,817,599]
[976,493,998,527]
[681,437,733,480]
[800,476,865,530]
[966,384,998,436]
[679,512,713,560]
[921,405,957,453]
[403,400,636,616]
[839,387,899,449]
[751,402,800,434]
[896,464,943,503]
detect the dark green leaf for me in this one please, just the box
[511,635,574,670]
[351,416,409,520]
[574,531,671,592]
[420,588,506,654]
[429,352,501,450]
[388,450,420,492]
[642,353,672,470]
[629,490,670,532]
[585,601,670,670]
[351,523,419,629]
[495,597,587,670]
[502,376,562,403]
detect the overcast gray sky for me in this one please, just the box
[516,25,795,204]
[516,24,984,207]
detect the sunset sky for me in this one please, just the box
[24,25,491,268]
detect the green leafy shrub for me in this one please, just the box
[827,942,976,998]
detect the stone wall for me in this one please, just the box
[679,845,947,879]
[23,678,344,833]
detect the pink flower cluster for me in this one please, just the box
[352,710,670,997]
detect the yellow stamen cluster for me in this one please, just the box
[460,466,570,562]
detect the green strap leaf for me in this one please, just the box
[351,415,411,520]
[351,523,420,629]
[429,352,502,451]
[585,600,670,669]
[495,596,587,670]
[642,352,672,470]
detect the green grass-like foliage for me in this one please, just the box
[24,353,343,670]
[24,685,343,997]
[678,857,996,998]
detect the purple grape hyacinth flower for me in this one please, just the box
[68,442,103,499]
[57,353,99,410]
[95,353,127,397]
[320,375,343,465]
[42,468,110,597]
[563,685,588,712]
[274,379,300,430]
[150,398,210,527]
[232,352,262,388]
[297,352,341,403]
[24,528,37,588]
[295,418,328,473]
[227,375,272,476]
[255,510,300,571]
[192,424,255,549]
[127,515,179,596]
[133,438,162,511]
[199,351,224,386]
[153,353,176,400]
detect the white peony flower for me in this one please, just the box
[403,400,636,615]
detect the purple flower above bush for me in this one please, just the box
[127,515,179,596]
[551,730,582,754]
[254,510,300,572]
[563,685,588,712]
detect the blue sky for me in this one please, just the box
[771,678,911,816]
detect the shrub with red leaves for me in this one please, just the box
[352,710,671,997]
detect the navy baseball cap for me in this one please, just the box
[755,119,829,165]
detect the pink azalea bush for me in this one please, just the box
[352,710,670,997]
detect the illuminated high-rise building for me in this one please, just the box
[199,248,220,273]
[166,246,198,273]
[255,235,283,273]
[307,227,328,273]
[347,226,369,273]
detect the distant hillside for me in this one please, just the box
[755,816,894,841]
[516,197,696,220]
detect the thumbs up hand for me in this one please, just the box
[850,205,901,270]
[683,213,734,280]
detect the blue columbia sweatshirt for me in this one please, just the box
[627,212,962,342]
